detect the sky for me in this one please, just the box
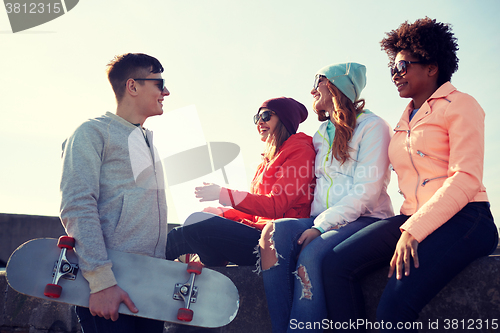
[1,0,499,227]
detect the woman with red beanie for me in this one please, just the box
[165,96,316,266]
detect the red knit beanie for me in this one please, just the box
[258,97,308,135]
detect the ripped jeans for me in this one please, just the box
[261,216,378,333]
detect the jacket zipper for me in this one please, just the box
[416,150,447,164]
[322,139,334,209]
[421,176,447,186]
[146,129,162,255]
[416,150,448,186]
[404,130,420,210]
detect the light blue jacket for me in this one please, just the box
[311,111,394,232]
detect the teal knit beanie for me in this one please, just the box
[316,62,366,103]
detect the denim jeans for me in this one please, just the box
[322,202,498,332]
[75,306,164,333]
[261,216,379,333]
[166,212,261,266]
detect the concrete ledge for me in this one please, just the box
[1,268,81,333]
[0,214,178,268]
[0,214,66,267]
[2,255,500,333]
[362,255,500,330]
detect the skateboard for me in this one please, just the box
[6,237,239,328]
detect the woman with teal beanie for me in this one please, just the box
[258,63,394,332]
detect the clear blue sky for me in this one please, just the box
[1,0,499,227]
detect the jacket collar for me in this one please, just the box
[428,81,456,101]
[394,82,456,131]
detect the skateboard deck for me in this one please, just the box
[6,237,239,328]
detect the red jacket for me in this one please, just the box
[219,132,316,230]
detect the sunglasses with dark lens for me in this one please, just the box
[390,60,424,78]
[133,78,166,92]
[313,74,327,90]
[253,110,274,124]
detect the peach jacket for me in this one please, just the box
[389,82,488,242]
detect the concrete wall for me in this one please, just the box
[0,214,65,267]
[0,214,179,268]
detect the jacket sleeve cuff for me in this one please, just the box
[313,211,340,232]
[312,226,326,234]
[84,264,117,294]
[219,187,232,207]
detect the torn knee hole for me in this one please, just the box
[293,265,313,300]
[261,238,280,270]
[258,223,281,271]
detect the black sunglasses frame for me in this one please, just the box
[133,78,166,92]
[254,110,274,124]
[390,60,424,79]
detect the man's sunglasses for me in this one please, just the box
[390,60,424,78]
[253,110,274,124]
[133,78,167,92]
[313,74,327,90]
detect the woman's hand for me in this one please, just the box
[388,230,420,280]
[202,206,225,216]
[297,228,321,254]
[195,182,221,202]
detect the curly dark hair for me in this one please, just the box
[380,17,459,86]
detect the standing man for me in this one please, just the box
[60,53,169,332]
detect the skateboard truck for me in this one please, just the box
[43,236,79,298]
[173,261,203,322]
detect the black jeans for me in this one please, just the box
[75,306,164,333]
[166,212,261,266]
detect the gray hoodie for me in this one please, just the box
[60,112,168,293]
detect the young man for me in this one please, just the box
[60,53,170,332]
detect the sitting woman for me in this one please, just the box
[166,96,316,267]
[322,18,498,332]
[259,63,393,333]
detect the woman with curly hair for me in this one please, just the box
[321,18,498,332]
[259,63,393,333]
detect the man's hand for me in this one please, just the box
[89,285,138,321]
[388,230,420,280]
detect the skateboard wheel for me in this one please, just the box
[177,308,194,322]
[44,284,62,298]
[187,261,203,275]
[57,236,75,249]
